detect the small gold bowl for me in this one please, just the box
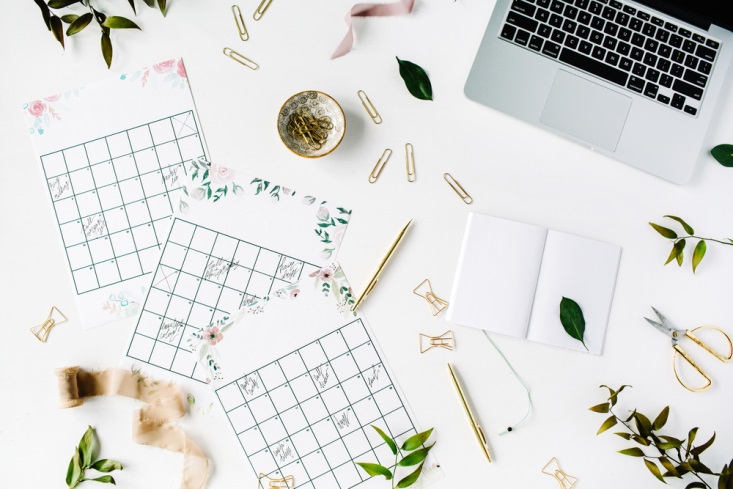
[277,91,346,158]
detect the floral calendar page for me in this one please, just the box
[24,58,208,328]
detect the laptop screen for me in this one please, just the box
[636,0,733,32]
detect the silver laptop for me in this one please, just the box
[465,0,733,184]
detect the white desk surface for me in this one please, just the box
[1,1,732,488]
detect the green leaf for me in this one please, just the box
[650,223,678,239]
[559,297,587,350]
[126,0,137,14]
[691,432,715,456]
[685,483,707,489]
[66,448,82,488]
[83,475,116,485]
[48,0,82,8]
[664,216,694,235]
[676,248,684,266]
[665,240,686,265]
[60,14,79,23]
[653,406,669,431]
[614,432,632,440]
[157,0,167,16]
[142,0,155,6]
[398,444,434,466]
[711,144,733,167]
[356,463,392,480]
[67,13,93,36]
[634,412,652,436]
[34,0,52,30]
[597,415,617,435]
[659,457,680,478]
[79,426,96,467]
[632,435,651,446]
[101,31,112,68]
[686,427,698,456]
[600,384,630,407]
[90,459,123,473]
[644,459,666,483]
[659,436,683,447]
[396,462,424,488]
[50,15,65,49]
[396,57,433,101]
[371,425,397,455]
[618,447,645,457]
[692,240,706,273]
[689,458,714,475]
[102,16,141,29]
[401,428,433,451]
[657,442,680,450]
[589,403,610,413]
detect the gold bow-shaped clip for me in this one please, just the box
[541,457,577,489]
[413,279,449,316]
[419,331,455,353]
[257,474,294,489]
[30,306,68,342]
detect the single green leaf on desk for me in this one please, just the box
[371,425,397,455]
[66,448,82,488]
[597,415,617,435]
[589,402,610,413]
[619,447,646,457]
[396,463,424,488]
[102,16,141,29]
[653,406,669,431]
[356,463,392,480]
[664,216,694,235]
[559,297,588,351]
[650,223,678,239]
[79,426,96,467]
[61,14,79,24]
[692,240,706,273]
[644,459,665,483]
[50,15,65,49]
[396,57,433,101]
[711,144,733,167]
[691,432,716,456]
[158,0,168,16]
[401,428,433,451]
[666,239,686,266]
[101,31,113,68]
[90,459,123,473]
[398,444,434,466]
[67,13,93,36]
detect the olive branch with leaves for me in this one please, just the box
[32,0,168,68]
[357,426,435,488]
[649,215,733,273]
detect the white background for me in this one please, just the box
[1,1,733,488]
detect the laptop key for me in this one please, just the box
[698,60,712,75]
[537,0,550,7]
[589,1,602,14]
[651,16,663,26]
[655,29,669,43]
[672,49,685,63]
[637,11,650,21]
[577,11,592,24]
[657,94,670,104]
[610,0,622,8]
[539,24,552,38]
[564,5,578,19]
[695,44,716,62]
[542,40,562,58]
[657,58,671,72]
[590,30,604,44]
[673,79,703,100]
[684,55,698,70]
[706,39,719,49]
[658,45,672,58]
[550,13,563,27]
[559,47,628,85]
[603,22,618,36]
[630,47,644,61]
[507,11,540,32]
[627,75,645,92]
[615,12,629,26]
[679,28,691,38]
[576,0,589,9]
[623,5,635,15]
[645,68,660,83]
[618,27,631,41]
[619,57,633,71]
[512,0,537,17]
[683,69,708,88]
[692,34,705,44]
[579,40,593,54]
[669,34,682,48]
[644,82,659,98]
[552,30,566,43]
[501,24,518,40]
[605,51,620,66]
[671,93,685,109]
[529,35,544,51]
[562,19,578,33]
[603,37,617,50]
[577,25,591,39]
[671,63,684,77]
[591,16,605,30]
[642,23,656,37]
[515,29,531,46]
[682,40,696,54]
[632,62,646,76]
[660,74,673,88]
[550,0,564,13]
[631,33,644,47]
[616,41,630,56]
[629,17,642,32]
[592,45,606,60]
[684,105,697,116]
[664,22,677,33]
[536,8,550,22]
[644,38,659,53]
[643,52,658,67]
[564,35,580,49]
[602,6,615,20]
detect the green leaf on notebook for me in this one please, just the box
[396,57,433,101]
[711,144,733,167]
[559,297,588,351]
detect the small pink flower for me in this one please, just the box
[319,269,333,281]
[177,59,187,78]
[282,188,292,196]
[290,288,300,298]
[317,206,330,221]
[44,94,61,102]
[211,163,235,183]
[153,59,176,74]
[204,326,223,345]
[28,100,47,117]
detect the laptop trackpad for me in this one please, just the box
[540,70,632,152]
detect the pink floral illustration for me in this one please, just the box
[211,163,235,183]
[28,100,47,117]
[153,59,176,74]
[177,59,187,78]
[319,269,333,281]
[44,94,61,102]
[290,288,300,299]
[204,326,223,345]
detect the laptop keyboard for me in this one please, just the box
[499,0,722,116]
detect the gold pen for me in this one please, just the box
[447,363,492,463]
[351,219,412,312]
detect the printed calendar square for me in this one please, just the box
[269,384,297,413]
[157,317,184,345]
[138,247,160,274]
[119,178,145,205]
[132,224,157,250]
[113,155,138,181]
[332,407,358,435]
[145,287,172,316]
[217,383,245,412]
[363,364,388,393]
[103,207,129,234]
[94,260,121,287]
[312,471,339,489]
[228,405,256,434]
[186,303,214,329]
[135,311,163,339]
[156,141,183,167]
[211,234,238,262]
[352,343,381,373]
[76,191,102,217]
[149,119,175,145]
[67,243,92,270]
[280,461,309,488]
[85,138,110,165]
[299,343,328,371]
[63,144,89,171]
[127,333,154,362]
[280,406,308,434]
[258,363,287,391]
[190,226,217,254]
[149,341,176,369]
[233,241,260,269]
[160,241,187,268]
[82,214,108,240]
[245,272,273,298]
[195,280,222,308]
[170,351,196,377]
[329,353,359,383]
[88,237,114,263]
[238,373,266,401]
[61,220,85,246]
[140,170,166,197]
[352,397,380,427]
[364,422,389,449]
[254,249,280,275]
[260,417,288,445]
[300,397,328,425]
[249,450,278,475]
[91,161,116,187]
[279,352,308,380]
[168,219,195,245]
[385,409,413,440]
[321,385,349,414]
[311,418,339,446]
[238,427,267,454]
[289,374,318,403]
[172,112,196,138]
[147,194,172,220]
[310,363,337,392]
[128,125,153,151]
[248,395,277,424]
[48,174,72,201]
[216,287,243,314]
[301,450,329,478]
[153,217,171,244]
[110,231,136,256]
[270,439,298,468]
[165,295,193,323]
[152,266,179,293]
[97,184,123,210]
[320,331,349,359]
[322,439,350,469]
[333,462,362,487]
[134,148,160,174]
[173,272,200,300]
[178,134,204,161]
[375,441,395,467]
[342,429,371,460]
[41,151,66,177]
[54,197,80,224]
[117,253,142,280]
[374,387,402,416]
[341,321,369,349]
[182,249,208,276]
[162,164,184,190]
[69,167,95,194]
[204,256,232,285]
[106,131,132,158]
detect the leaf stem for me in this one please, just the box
[675,236,733,246]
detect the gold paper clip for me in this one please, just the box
[232,5,249,41]
[30,306,68,342]
[257,473,294,489]
[541,458,578,489]
[253,0,273,20]
[444,172,473,204]
[223,48,259,70]
[369,148,392,183]
[419,331,455,353]
[405,143,416,182]
[357,90,382,124]
[413,279,448,316]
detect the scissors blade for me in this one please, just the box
[644,316,674,337]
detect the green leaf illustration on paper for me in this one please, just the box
[711,144,733,167]
[396,57,433,101]
[559,297,588,351]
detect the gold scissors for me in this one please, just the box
[644,307,732,392]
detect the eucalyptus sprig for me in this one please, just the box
[649,216,733,273]
[357,426,435,488]
[590,385,733,489]
[66,426,123,488]
[32,0,167,68]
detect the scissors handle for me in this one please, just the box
[686,326,733,362]
[672,344,712,392]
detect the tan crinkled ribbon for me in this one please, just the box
[55,366,209,489]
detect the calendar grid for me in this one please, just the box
[126,219,314,382]
[40,111,205,295]
[216,319,418,489]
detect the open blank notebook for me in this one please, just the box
[447,213,621,355]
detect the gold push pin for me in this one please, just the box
[30,306,68,342]
[413,279,448,316]
[541,457,578,489]
[257,473,294,489]
[419,331,455,353]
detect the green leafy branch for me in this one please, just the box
[590,385,733,489]
[357,426,435,488]
[32,0,167,68]
[66,426,123,488]
[649,216,733,273]
[711,144,733,167]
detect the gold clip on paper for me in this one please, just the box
[30,306,68,342]
[223,48,259,70]
[541,457,578,489]
[369,148,392,183]
[444,172,473,204]
[357,90,382,124]
[257,473,294,489]
[405,143,416,182]
[413,279,448,316]
[419,331,455,353]
[232,5,249,41]
[253,0,273,20]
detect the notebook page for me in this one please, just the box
[526,231,621,355]
[447,213,547,338]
